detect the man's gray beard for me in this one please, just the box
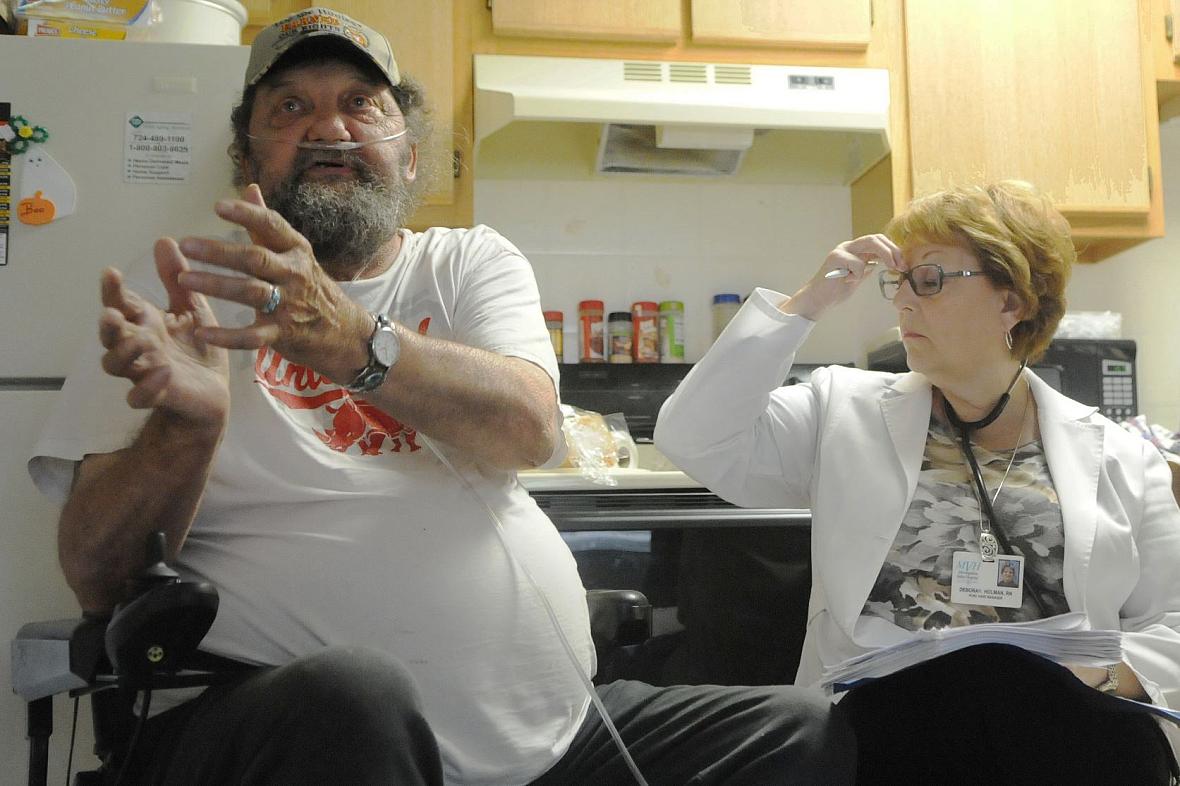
[263,162,412,279]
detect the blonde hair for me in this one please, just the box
[885,181,1075,363]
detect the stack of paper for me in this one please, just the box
[821,612,1123,693]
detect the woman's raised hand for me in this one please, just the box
[783,234,905,321]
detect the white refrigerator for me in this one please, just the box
[0,36,250,781]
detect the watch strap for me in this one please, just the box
[1096,663,1120,694]
[346,313,395,393]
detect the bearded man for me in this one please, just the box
[28,8,853,784]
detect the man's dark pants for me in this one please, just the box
[122,646,856,785]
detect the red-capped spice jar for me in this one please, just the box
[608,311,633,363]
[543,310,564,360]
[578,300,605,363]
[631,301,659,363]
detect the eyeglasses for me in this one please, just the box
[878,264,986,300]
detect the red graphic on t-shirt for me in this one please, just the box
[252,318,431,456]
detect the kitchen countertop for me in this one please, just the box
[517,468,704,492]
[518,442,710,492]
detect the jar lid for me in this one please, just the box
[631,301,658,311]
[658,301,684,310]
[712,293,741,304]
[579,300,604,310]
[543,310,563,321]
[608,311,631,321]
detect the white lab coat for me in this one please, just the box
[655,289,1180,720]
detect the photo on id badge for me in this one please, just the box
[950,551,1025,608]
[996,559,1021,589]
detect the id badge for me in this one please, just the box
[950,551,1025,608]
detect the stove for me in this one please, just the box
[515,363,839,687]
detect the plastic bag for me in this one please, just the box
[558,405,635,486]
[15,0,161,31]
[1122,415,1180,455]
[1054,311,1122,339]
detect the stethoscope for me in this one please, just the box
[942,361,1050,618]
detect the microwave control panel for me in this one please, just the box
[1100,357,1136,421]
[869,338,1138,423]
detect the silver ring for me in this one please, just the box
[260,284,281,315]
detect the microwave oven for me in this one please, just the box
[866,338,1137,421]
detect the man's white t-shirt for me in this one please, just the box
[29,225,594,785]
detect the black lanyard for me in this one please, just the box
[942,364,1049,617]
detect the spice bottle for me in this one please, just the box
[631,301,659,363]
[578,300,605,363]
[659,301,685,363]
[543,310,564,361]
[711,294,741,341]
[608,312,633,363]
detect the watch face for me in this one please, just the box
[372,325,400,368]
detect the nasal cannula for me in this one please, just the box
[245,129,408,150]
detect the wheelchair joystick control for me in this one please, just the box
[104,532,219,683]
[128,531,181,591]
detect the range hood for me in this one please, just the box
[473,54,890,183]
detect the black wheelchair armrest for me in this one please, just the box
[12,553,220,786]
[587,589,652,651]
[12,533,230,786]
[105,579,218,681]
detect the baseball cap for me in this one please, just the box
[245,7,400,89]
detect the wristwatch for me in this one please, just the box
[1096,664,1120,694]
[346,313,400,393]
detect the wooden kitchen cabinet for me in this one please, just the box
[489,0,877,52]
[874,0,1163,261]
[238,0,272,27]
[1147,0,1180,115]
[242,1,467,230]
[242,1,1165,258]
[489,0,680,43]
[690,0,871,50]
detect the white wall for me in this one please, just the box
[475,178,898,367]
[476,136,1180,432]
[1065,116,1180,430]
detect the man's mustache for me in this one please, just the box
[291,148,374,177]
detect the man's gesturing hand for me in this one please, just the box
[175,184,372,385]
[98,237,229,427]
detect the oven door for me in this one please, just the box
[530,486,813,687]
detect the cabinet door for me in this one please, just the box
[239,0,272,27]
[690,0,871,50]
[490,0,680,42]
[245,1,455,217]
[905,0,1150,215]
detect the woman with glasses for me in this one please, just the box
[655,180,1180,783]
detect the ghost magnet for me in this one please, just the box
[18,149,77,226]
[3,115,76,227]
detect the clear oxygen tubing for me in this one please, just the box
[245,128,407,150]
[418,432,649,786]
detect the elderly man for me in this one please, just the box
[28,8,853,784]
